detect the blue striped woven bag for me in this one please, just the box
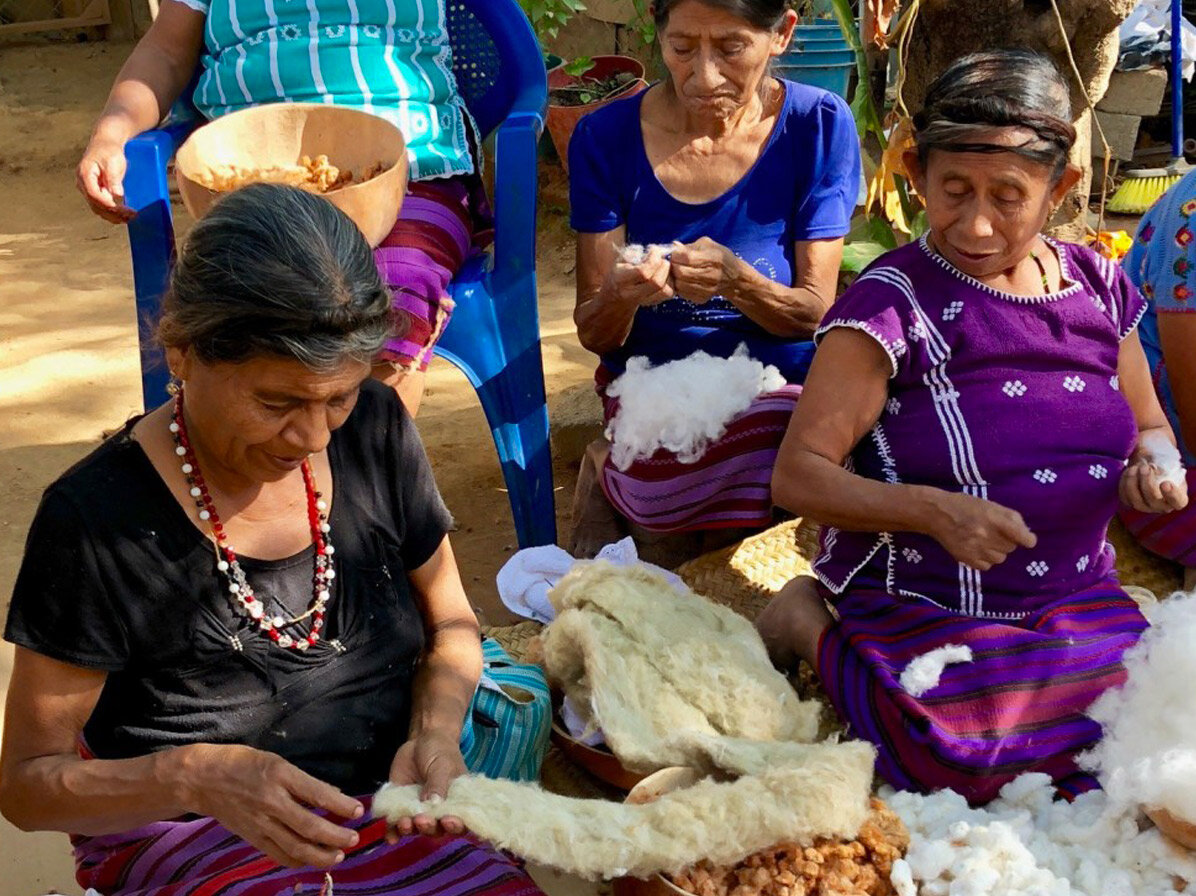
[458,636,551,781]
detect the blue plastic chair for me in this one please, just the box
[122,0,556,548]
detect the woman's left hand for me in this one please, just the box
[669,237,738,304]
[386,732,468,840]
[1120,454,1189,514]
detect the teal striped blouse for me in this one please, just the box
[175,0,474,180]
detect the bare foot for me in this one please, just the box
[569,438,626,558]
[755,576,834,671]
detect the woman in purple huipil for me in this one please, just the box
[756,50,1188,805]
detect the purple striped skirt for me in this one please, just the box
[816,579,1147,805]
[598,378,803,533]
[71,796,543,896]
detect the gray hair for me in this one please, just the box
[913,49,1076,181]
[158,183,397,371]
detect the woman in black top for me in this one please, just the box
[0,184,544,896]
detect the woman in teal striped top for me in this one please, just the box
[77,0,491,414]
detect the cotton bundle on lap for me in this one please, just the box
[605,345,786,470]
[375,564,874,878]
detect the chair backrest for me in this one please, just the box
[445,0,545,138]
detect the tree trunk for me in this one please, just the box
[900,0,1135,240]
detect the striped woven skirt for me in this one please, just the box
[598,377,803,533]
[72,796,543,896]
[815,580,1148,805]
[1118,466,1196,568]
[373,174,493,372]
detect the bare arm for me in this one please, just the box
[1157,312,1196,454]
[669,237,844,338]
[77,0,206,221]
[387,536,480,839]
[1118,328,1188,513]
[0,648,362,867]
[773,328,1036,570]
[574,228,674,355]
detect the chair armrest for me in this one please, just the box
[489,111,542,351]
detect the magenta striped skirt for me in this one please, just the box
[373,174,493,372]
[1118,466,1196,567]
[72,796,543,896]
[816,580,1147,805]
[599,381,803,533]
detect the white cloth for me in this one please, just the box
[1120,0,1196,81]
[495,537,685,625]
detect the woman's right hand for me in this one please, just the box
[603,244,675,308]
[176,743,364,869]
[77,134,135,224]
[924,490,1037,571]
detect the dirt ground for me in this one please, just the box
[0,40,601,895]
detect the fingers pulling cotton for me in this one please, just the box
[605,345,787,470]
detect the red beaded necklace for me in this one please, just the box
[170,391,334,651]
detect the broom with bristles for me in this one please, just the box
[1108,0,1192,214]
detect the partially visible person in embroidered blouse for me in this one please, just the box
[75,0,490,415]
[0,186,544,896]
[755,49,1186,806]
[1118,168,1196,590]
[567,0,861,565]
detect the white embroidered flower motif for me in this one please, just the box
[1063,375,1087,393]
[1033,468,1057,484]
[932,389,962,404]
[902,548,923,564]
[396,27,415,42]
[1088,464,1108,479]
[1076,555,1090,573]
[1002,380,1028,398]
[280,23,303,39]
[1027,561,1049,577]
[942,301,964,321]
[324,24,345,38]
[907,322,925,343]
[1109,374,1120,390]
[440,111,455,128]
[410,112,429,134]
[363,24,381,37]
[886,397,901,416]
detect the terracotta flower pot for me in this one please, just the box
[546,55,648,174]
[175,103,409,248]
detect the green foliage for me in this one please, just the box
[517,0,587,46]
[629,0,655,45]
[562,55,596,77]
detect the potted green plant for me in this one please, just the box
[516,0,586,70]
[546,55,648,171]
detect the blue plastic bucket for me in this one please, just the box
[774,60,854,98]
[780,47,855,66]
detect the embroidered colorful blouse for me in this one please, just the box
[1124,167,1196,464]
[812,237,1146,618]
[174,0,474,180]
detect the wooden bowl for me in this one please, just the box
[175,103,409,247]
[613,768,705,896]
[549,718,648,792]
[1148,807,1196,851]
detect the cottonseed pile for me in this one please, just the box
[605,345,786,470]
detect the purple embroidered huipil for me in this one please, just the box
[813,237,1146,618]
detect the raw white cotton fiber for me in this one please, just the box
[375,739,875,880]
[899,645,973,697]
[376,562,877,880]
[1083,591,1196,824]
[619,242,682,265]
[542,561,823,772]
[884,773,1196,895]
[604,344,786,470]
[1139,429,1187,490]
